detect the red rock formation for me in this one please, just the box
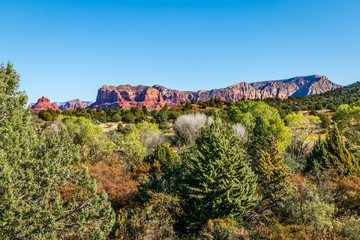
[53,99,92,111]
[88,75,341,110]
[31,97,61,112]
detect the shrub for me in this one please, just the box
[334,216,360,240]
[199,218,240,240]
[114,193,181,240]
[232,123,248,143]
[146,144,177,172]
[173,113,213,145]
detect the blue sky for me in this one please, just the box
[1,0,360,103]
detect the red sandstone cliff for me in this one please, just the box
[31,97,61,112]
[88,75,341,110]
[53,99,92,111]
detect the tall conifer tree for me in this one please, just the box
[305,127,359,176]
[305,137,328,174]
[325,126,359,176]
[180,120,259,230]
[247,117,272,166]
[257,140,291,205]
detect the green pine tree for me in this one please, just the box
[0,62,115,239]
[180,120,259,231]
[257,140,291,206]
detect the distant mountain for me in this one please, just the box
[31,98,93,112]
[31,97,61,112]
[53,99,93,111]
[89,75,341,110]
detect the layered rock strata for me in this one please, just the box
[31,97,61,112]
[89,75,341,110]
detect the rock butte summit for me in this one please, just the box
[31,97,61,112]
[88,75,341,110]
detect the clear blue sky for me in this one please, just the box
[1,0,360,104]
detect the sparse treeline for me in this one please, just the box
[2,63,360,239]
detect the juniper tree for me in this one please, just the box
[0,63,115,239]
[247,117,272,166]
[180,120,259,231]
[324,126,359,176]
[146,143,177,172]
[257,140,292,206]
[306,127,359,177]
[305,137,328,175]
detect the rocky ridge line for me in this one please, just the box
[89,75,341,110]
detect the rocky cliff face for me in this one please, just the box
[89,75,341,110]
[31,97,61,112]
[53,99,93,111]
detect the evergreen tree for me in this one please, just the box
[247,117,272,166]
[142,105,149,115]
[257,140,292,205]
[163,103,169,111]
[324,126,359,176]
[184,101,192,111]
[0,63,115,239]
[180,120,259,231]
[147,143,177,172]
[305,137,328,175]
[306,127,359,177]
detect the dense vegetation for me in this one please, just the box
[2,62,360,239]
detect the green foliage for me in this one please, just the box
[247,117,272,163]
[248,219,310,240]
[114,193,181,240]
[333,100,360,152]
[305,137,328,174]
[265,81,360,113]
[121,110,136,123]
[326,127,360,175]
[228,100,291,152]
[325,127,359,176]
[118,122,163,161]
[257,140,292,205]
[146,144,177,172]
[62,117,115,162]
[285,113,321,168]
[180,120,259,230]
[184,101,193,111]
[38,109,60,121]
[334,216,360,240]
[0,62,27,125]
[310,111,331,129]
[283,153,305,174]
[306,127,359,177]
[199,218,240,240]
[279,182,334,230]
[0,63,115,239]
[4,61,360,239]
[118,129,147,161]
